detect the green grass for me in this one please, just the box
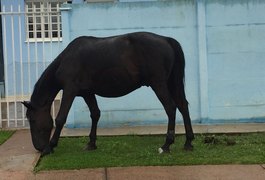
[0,130,15,145]
[35,133,265,171]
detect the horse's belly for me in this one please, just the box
[92,67,141,97]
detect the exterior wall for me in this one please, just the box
[1,0,265,128]
[206,0,265,123]
[61,0,265,128]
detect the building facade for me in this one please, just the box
[0,0,265,128]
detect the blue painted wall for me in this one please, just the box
[61,0,265,127]
[205,0,265,123]
[1,0,265,127]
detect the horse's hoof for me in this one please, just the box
[49,140,58,149]
[158,147,170,154]
[184,144,193,151]
[41,146,54,157]
[84,144,97,151]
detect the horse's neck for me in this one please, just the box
[30,60,61,109]
[31,78,60,110]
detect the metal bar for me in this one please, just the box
[41,3,46,73]
[18,5,25,126]
[41,2,48,71]
[2,5,10,127]
[49,5,53,64]
[10,5,18,127]
[0,0,3,128]
[25,4,32,96]
[0,2,5,96]
[57,4,61,57]
[33,4,39,81]
[49,4,56,120]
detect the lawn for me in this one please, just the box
[35,133,265,171]
[0,130,15,145]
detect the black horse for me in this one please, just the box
[22,32,194,156]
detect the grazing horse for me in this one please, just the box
[22,32,194,156]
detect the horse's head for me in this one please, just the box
[22,101,53,152]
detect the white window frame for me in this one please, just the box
[25,0,66,42]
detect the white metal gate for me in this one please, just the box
[0,4,63,128]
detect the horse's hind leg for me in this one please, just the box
[169,86,194,150]
[178,100,194,150]
[151,82,176,153]
[82,93,100,151]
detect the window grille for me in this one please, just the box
[25,1,65,41]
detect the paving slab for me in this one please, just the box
[34,168,106,180]
[0,130,38,171]
[107,165,265,180]
[0,170,34,180]
[0,130,38,179]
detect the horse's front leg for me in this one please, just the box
[82,93,100,151]
[43,88,76,156]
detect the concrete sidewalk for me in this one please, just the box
[0,124,265,180]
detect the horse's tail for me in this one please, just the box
[167,38,188,106]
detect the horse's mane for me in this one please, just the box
[30,58,61,108]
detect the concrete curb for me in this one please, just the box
[61,123,265,137]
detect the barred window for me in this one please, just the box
[25,1,66,41]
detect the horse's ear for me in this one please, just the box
[21,101,34,110]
